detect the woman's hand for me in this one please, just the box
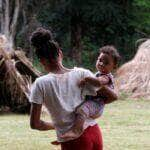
[78,79,86,88]
[30,103,55,130]
[78,77,102,88]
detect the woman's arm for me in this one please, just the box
[79,76,109,87]
[30,103,55,130]
[97,86,118,104]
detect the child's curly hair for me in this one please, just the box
[99,45,121,66]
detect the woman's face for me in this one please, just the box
[96,52,115,74]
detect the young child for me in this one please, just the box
[60,45,120,139]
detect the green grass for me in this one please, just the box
[0,99,150,150]
[99,99,150,150]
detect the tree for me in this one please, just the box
[133,0,150,35]
[0,0,20,48]
[36,0,136,64]
[0,0,43,113]
[0,0,43,50]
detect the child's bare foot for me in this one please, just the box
[60,129,82,139]
[51,140,60,145]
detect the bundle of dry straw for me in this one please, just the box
[115,39,150,99]
[0,35,41,113]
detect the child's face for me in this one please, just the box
[96,52,115,74]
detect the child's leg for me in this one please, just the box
[89,99,105,119]
[61,100,105,139]
[60,102,91,139]
[51,116,85,145]
[52,100,105,142]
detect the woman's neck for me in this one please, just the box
[48,64,71,74]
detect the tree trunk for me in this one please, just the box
[0,0,20,49]
[70,21,82,65]
[9,0,20,48]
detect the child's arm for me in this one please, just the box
[79,75,109,87]
[79,75,117,104]
[97,86,118,104]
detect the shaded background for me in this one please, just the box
[1,0,150,69]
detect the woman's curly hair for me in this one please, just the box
[30,27,60,60]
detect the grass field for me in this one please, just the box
[0,99,150,150]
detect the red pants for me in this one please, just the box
[61,124,103,150]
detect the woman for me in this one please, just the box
[29,27,117,150]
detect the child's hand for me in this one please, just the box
[78,79,86,88]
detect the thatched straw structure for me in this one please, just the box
[0,35,41,113]
[115,39,150,99]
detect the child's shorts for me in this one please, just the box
[76,99,105,119]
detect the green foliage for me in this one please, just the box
[14,0,150,69]
[133,0,150,34]
[32,55,46,73]
[81,36,99,70]
[63,57,77,68]
[134,0,150,8]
